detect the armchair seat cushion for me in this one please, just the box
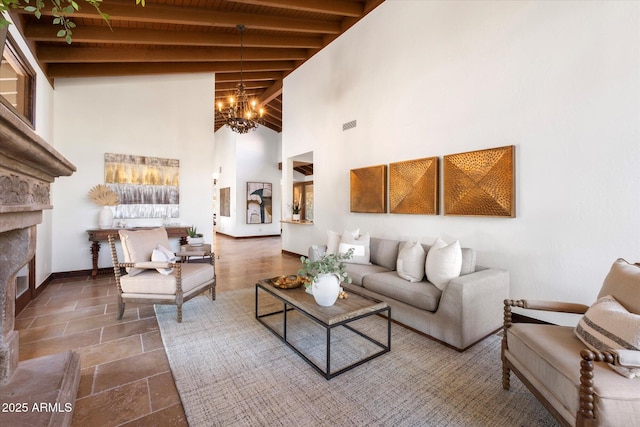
[507,323,640,425]
[120,263,214,295]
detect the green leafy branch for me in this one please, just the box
[0,0,145,44]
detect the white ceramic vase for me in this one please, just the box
[292,213,301,221]
[98,206,113,229]
[312,273,340,306]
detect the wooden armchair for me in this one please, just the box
[502,259,640,426]
[108,227,215,323]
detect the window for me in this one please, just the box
[0,33,35,126]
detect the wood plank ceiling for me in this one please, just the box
[9,0,385,133]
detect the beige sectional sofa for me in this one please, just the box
[309,236,509,351]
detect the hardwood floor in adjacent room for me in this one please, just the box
[15,234,301,426]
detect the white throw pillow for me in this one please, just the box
[338,232,371,265]
[575,295,640,378]
[151,244,177,275]
[327,228,359,254]
[425,238,462,290]
[326,230,341,254]
[397,241,427,282]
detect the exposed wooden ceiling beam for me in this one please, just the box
[215,71,282,83]
[226,0,363,17]
[258,80,283,105]
[24,24,324,49]
[215,81,272,91]
[37,46,308,63]
[46,61,296,78]
[13,1,343,34]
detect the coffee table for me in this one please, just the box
[255,279,391,379]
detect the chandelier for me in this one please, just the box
[216,25,265,134]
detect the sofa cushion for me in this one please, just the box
[326,230,341,254]
[507,324,640,425]
[370,238,400,270]
[339,232,371,265]
[363,271,442,311]
[397,241,426,282]
[345,263,391,286]
[425,238,462,290]
[119,227,171,276]
[460,248,477,275]
[120,263,214,295]
[598,259,640,314]
[575,295,640,378]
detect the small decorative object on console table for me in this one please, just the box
[186,226,204,246]
[291,200,301,221]
[87,184,119,229]
[298,248,354,306]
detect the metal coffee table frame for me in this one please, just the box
[255,282,391,380]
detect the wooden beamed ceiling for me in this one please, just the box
[10,0,385,133]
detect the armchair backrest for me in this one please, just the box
[597,258,640,314]
[118,227,171,276]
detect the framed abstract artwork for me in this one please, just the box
[389,157,439,215]
[246,182,272,224]
[104,153,179,219]
[350,164,387,213]
[443,145,515,217]
[219,187,230,217]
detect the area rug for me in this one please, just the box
[155,289,558,427]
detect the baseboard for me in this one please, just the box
[215,231,280,239]
[281,249,303,258]
[16,271,70,315]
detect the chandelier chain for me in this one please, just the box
[215,24,264,134]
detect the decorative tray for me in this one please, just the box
[270,275,307,289]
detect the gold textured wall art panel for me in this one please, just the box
[350,164,387,213]
[389,157,439,214]
[443,145,515,217]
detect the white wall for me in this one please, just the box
[213,124,282,237]
[282,1,640,323]
[51,73,216,272]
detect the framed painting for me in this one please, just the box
[443,145,515,217]
[350,164,387,213]
[220,187,230,217]
[104,153,179,219]
[389,157,439,214]
[247,182,272,224]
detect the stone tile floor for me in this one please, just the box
[16,234,301,426]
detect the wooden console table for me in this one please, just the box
[86,226,189,279]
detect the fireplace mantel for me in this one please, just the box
[0,102,75,233]
[0,101,79,426]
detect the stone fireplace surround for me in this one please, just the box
[0,101,78,426]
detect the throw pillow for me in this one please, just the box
[326,230,341,254]
[338,232,371,265]
[326,229,359,254]
[425,238,462,290]
[151,244,177,275]
[575,294,640,378]
[397,241,427,282]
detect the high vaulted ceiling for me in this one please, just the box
[9,0,385,133]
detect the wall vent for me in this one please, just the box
[342,120,357,131]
